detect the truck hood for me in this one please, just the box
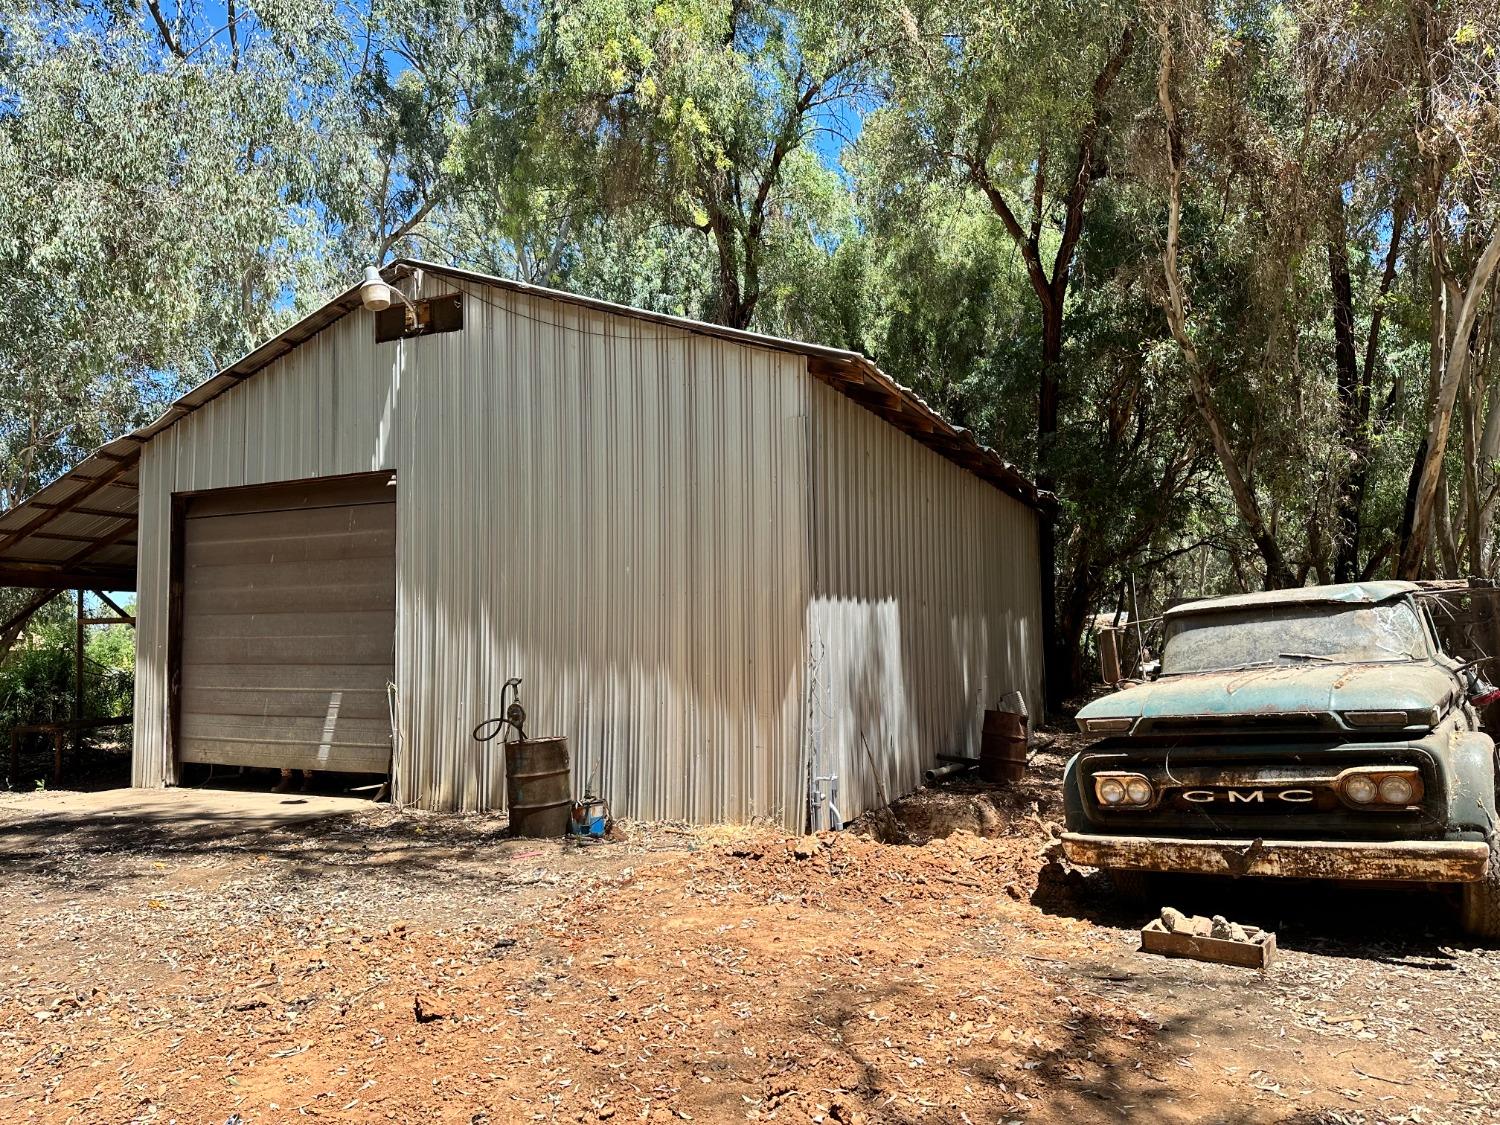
[1078,661,1455,723]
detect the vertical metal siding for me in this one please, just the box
[134,277,812,824]
[132,310,401,787]
[804,380,1043,825]
[393,281,811,823]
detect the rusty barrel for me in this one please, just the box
[504,737,572,837]
[980,710,1027,784]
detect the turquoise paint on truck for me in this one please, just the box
[1062,582,1500,937]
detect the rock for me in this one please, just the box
[413,993,449,1023]
[1206,915,1252,943]
[793,835,824,859]
[1160,907,1189,933]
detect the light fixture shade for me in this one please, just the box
[360,265,392,312]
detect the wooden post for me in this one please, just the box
[73,589,84,754]
[52,729,64,785]
[8,729,17,787]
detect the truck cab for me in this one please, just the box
[1061,581,1500,936]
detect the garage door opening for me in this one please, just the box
[171,474,396,793]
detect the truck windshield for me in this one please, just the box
[1161,600,1428,675]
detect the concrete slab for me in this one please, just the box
[0,787,372,857]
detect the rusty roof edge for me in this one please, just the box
[1,263,1049,539]
[2,283,367,517]
[400,259,1051,512]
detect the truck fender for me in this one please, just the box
[1447,731,1498,834]
[1061,753,1087,831]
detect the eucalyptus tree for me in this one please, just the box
[865,0,1141,700]
[324,0,530,265]
[1143,0,1430,590]
[1396,0,1500,579]
[0,2,336,508]
[534,0,880,331]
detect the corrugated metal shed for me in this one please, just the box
[805,381,1043,822]
[0,261,1047,588]
[1,261,1047,828]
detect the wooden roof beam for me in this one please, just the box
[0,456,139,555]
[24,502,137,520]
[0,564,136,590]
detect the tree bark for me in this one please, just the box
[1339,197,1409,579]
[1155,27,1295,589]
[1397,224,1500,577]
[1328,189,1362,582]
[963,25,1135,707]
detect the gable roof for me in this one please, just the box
[0,260,1048,590]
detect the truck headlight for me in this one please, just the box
[1080,717,1135,734]
[1094,772,1154,808]
[1378,775,1415,805]
[1336,766,1423,809]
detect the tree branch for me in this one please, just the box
[146,0,187,58]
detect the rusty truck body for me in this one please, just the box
[1061,580,1500,936]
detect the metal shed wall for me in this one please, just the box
[803,380,1044,825]
[132,310,400,786]
[393,281,812,822]
[134,276,813,824]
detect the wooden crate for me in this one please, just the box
[1140,918,1277,969]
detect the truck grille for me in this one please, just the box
[1077,747,1438,838]
[1157,779,1341,814]
[1141,712,1330,735]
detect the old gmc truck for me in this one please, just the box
[1062,581,1500,936]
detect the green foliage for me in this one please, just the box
[4,0,1500,700]
[0,609,134,737]
[529,0,871,326]
[0,3,336,505]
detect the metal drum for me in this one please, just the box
[980,710,1027,783]
[504,736,572,837]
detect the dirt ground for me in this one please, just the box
[2,741,1499,1124]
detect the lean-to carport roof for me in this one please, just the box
[0,259,1050,590]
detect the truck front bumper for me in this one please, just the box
[1060,832,1490,883]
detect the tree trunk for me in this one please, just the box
[1037,296,1065,705]
[1055,544,1100,696]
[1155,28,1296,589]
[964,27,1134,709]
[1328,190,1362,582]
[1398,225,1500,577]
[1343,198,1408,579]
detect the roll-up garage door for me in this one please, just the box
[176,475,396,774]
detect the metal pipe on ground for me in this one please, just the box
[924,759,978,785]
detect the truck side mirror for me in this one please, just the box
[1098,627,1123,685]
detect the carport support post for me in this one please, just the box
[73,589,84,755]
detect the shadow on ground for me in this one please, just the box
[1035,863,1490,965]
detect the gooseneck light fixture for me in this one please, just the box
[360,265,422,330]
